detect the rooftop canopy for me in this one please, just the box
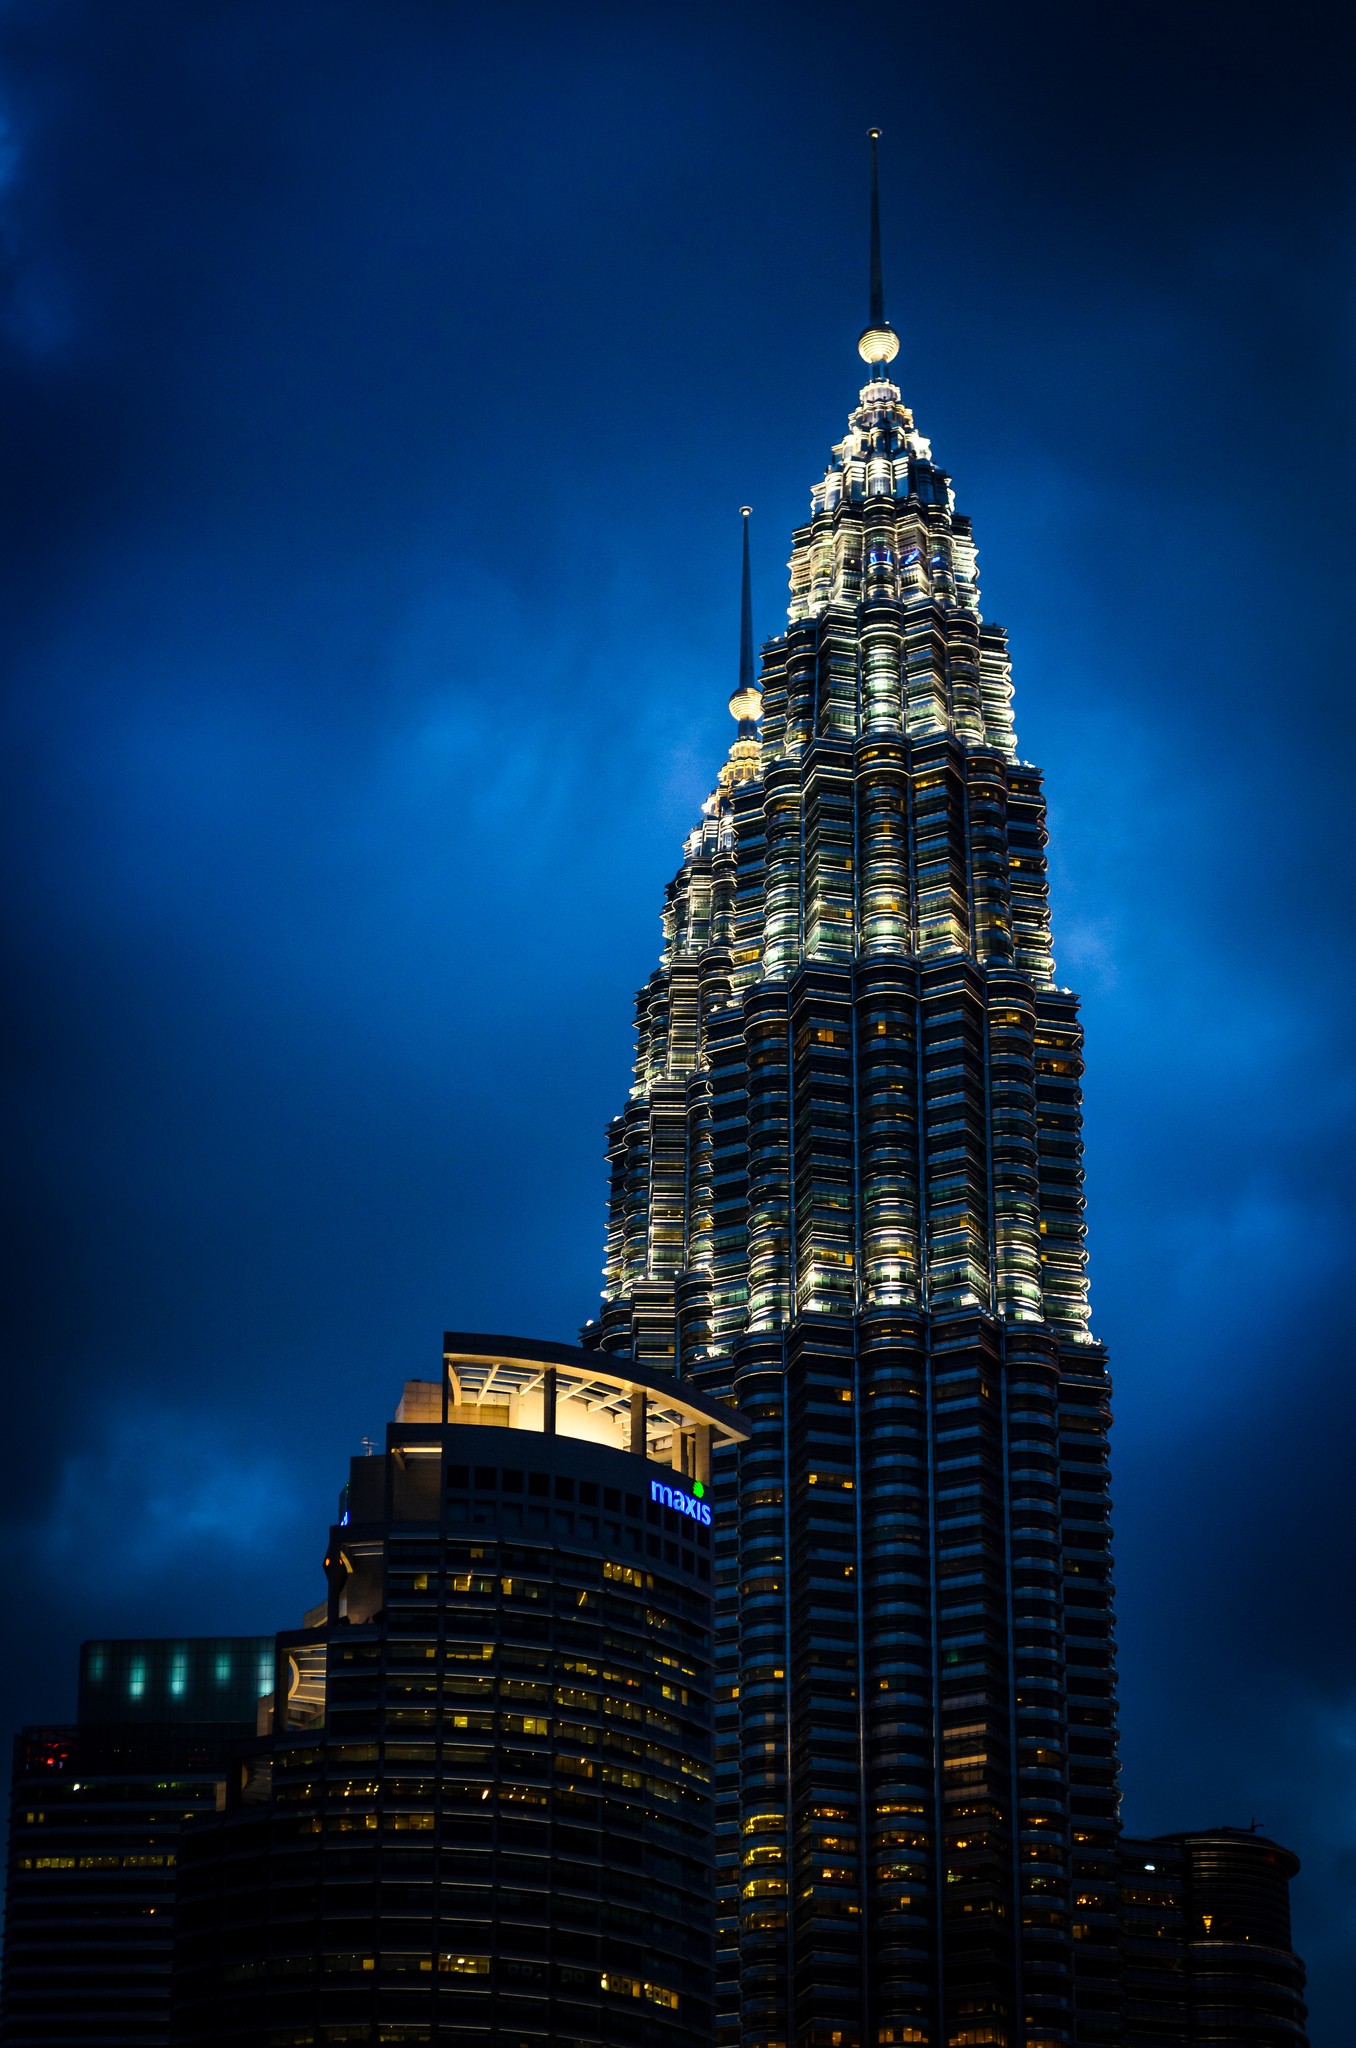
[384,1332,752,1485]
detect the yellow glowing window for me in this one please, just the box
[601,1972,641,1998]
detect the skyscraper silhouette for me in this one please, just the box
[587,130,1125,2048]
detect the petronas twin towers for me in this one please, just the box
[586,138,1120,2048]
[0,131,1309,2048]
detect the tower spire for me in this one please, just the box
[858,127,900,369]
[739,504,754,697]
[728,507,761,735]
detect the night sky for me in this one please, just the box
[2,0,1353,2028]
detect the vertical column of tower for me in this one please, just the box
[599,1111,629,1335]
[707,1009,752,1362]
[730,771,770,1001]
[860,566,903,735]
[782,623,819,759]
[911,745,973,956]
[896,506,927,607]
[648,1082,689,1276]
[795,520,833,619]
[987,975,1045,1324]
[903,589,950,741]
[1035,995,1092,1332]
[802,744,857,964]
[1058,1350,1121,2043]
[618,1089,645,1282]
[643,938,703,1339]
[745,987,794,1331]
[966,753,1016,967]
[677,851,738,1370]
[665,954,703,1078]
[855,959,922,1313]
[625,973,672,1344]
[817,608,859,739]
[641,954,672,1087]
[731,1350,795,2048]
[1000,1327,1076,2044]
[948,516,981,615]
[835,516,862,608]
[926,1314,1019,2048]
[944,610,988,747]
[1007,771,1057,987]
[707,1423,744,2046]
[857,738,911,956]
[790,969,857,1319]
[679,1065,715,1366]
[756,632,791,763]
[977,623,1017,755]
[858,1317,935,2043]
[918,963,993,1316]
[631,1081,682,1366]
[762,760,803,981]
[703,777,765,1364]
[783,1321,867,2042]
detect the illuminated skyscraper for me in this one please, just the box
[584,133,1279,2048]
[0,131,1311,2048]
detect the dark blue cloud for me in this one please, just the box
[2,0,1353,2027]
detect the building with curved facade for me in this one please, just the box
[170,1336,746,2048]
[1118,1828,1308,2047]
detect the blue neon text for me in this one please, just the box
[650,1478,712,1526]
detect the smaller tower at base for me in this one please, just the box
[1119,1829,1308,2047]
[170,1335,747,2048]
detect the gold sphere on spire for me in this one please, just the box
[858,324,900,366]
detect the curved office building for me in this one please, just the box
[172,1336,747,2048]
[1119,1828,1308,2047]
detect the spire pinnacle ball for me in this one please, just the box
[858,324,900,366]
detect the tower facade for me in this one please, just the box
[588,141,1120,2048]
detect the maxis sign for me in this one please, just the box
[651,1477,712,1526]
